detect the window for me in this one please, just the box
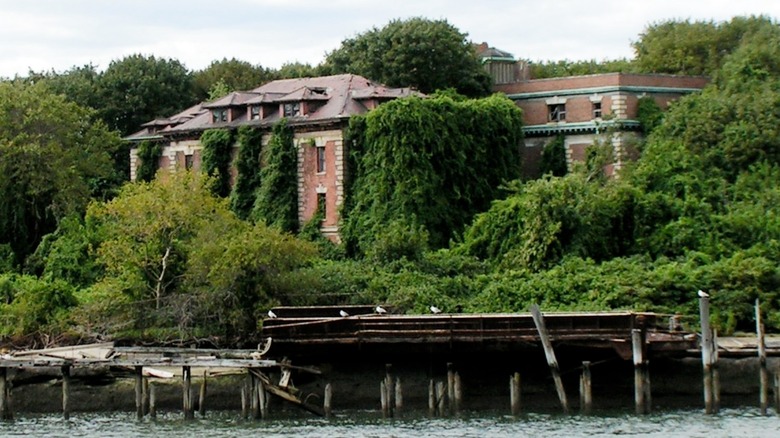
[317,193,327,220]
[212,109,228,123]
[283,102,300,117]
[184,154,194,170]
[316,145,326,173]
[592,102,602,119]
[250,106,261,120]
[548,104,566,122]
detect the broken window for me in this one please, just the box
[593,102,602,119]
[316,145,326,173]
[250,105,261,120]
[317,193,327,219]
[283,102,301,117]
[212,109,228,123]
[548,104,566,122]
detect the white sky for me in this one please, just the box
[1,0,779,79]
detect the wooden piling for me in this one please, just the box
[712,329,720,413]
[428,380,435,416]
[632,329,648,414]
[453,372,462,414]
[250,372,259,419]
[62,365,71,420]
[134,366,143,420]
[149,382,157,419]
[258,379,267,419]
[530,304,569,413]
[380,380,388,418]
[699,294,715,414]
[240,382,248,419]
[324,383,333,417]
[385,364,394,416]
[774,372,780,413]
[580,361,592,414]
[436,381,446,416]
[198,371,207,417]
[142,377,149,416]
[182,366,194,419]
[757,299,768,415]
[447,363,455,413]
[0,367,8,420]
[510,372,521,416]
[395,377,403,414]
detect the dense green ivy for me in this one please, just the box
[200,128,234,197]
[343,93,523,256]
[252,119,298,233]
[230,126,264,220]
[540,135,568,177]
[135,140,162,182]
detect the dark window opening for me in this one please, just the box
[548,104,566,122]
[185,154,194,170]
[316,145,326,173]
[283,102,301,117]
[212,109,228,123]
[317,193,327,221]
[250,106,261,120]
[593,102,602,119]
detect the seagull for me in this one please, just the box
[375,306,387,315]
[697,290,709,298]
[430,305,442,314]
[267,310,277,318]
[339,310,349,317]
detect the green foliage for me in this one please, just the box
[0,81,120,264]
[323,17,492,96]
[0,273,76,339]
[200,129,234,197]
[230,126,264,219]
[540,135,568,177]
[636,97,664,135]
[252,119,299,233]
[135,140,163,182]
[530,58,633,79]
[276,62,320,79]
[99,54,195,136]
[193,58,274,100]
[632,15,778,76]
[343,93,523,254]
[365,219,429,264]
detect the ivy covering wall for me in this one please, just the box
[200,128,234,197]
[230,126,264,220]
[540,135,568,177]
[342,93,524,256]
[252,119,298,233]
[135,140,162,182]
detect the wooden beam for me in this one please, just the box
[530,304,569,413]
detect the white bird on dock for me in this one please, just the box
[375,306,387,315]
[697,290,709,298]
[430,305,442,314]
[339,310,349,317]
[267,310,277,318]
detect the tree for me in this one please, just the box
[322,18,492,96]
[276,62,319,79]
[98,54,195,136]
[193,58,274,100]
[0,81,120,264]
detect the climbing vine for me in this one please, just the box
[342,93,523,256]
[540,135,568,177]
[135,140,162,182]
[252,119,298,233]
[230,126,264,220]
[200,128,234,197]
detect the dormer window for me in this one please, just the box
[283,102,301,117]
[548,104,566,122]
[212,109,228,123]
[250,105,261,120]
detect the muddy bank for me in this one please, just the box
[5,356,778,414]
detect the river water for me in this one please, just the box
[0,407,777,438]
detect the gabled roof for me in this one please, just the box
[202,91,260,108]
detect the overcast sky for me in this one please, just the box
[1,0,779,79]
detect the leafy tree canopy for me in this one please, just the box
[192,58,275,100]
[322,17,492,96]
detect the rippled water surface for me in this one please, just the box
[0,408,778,437]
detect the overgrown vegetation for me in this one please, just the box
[230,126,264,220]
[135,140,162,182]
[200,129,234,197]
[252,119,298,233]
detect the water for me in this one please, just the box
[0,408,778,438]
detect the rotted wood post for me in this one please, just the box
[453,372,462,413]
[142,377,149,416]
[62,365,72,420]
[712,330,720,413]
[447,363,455,413]
[182,366,194,419]
[0,367,8,420]
[580,361,592,414]
[149,382,157,419]
[757,299,769,415]
[134,366,143,420]
[384,364,394,417]
[198,370,207,417]
[435,381,446,416]
[774,373,780,413]
[428,380,435,416]
[510,372,521,416]
[530,304,569,413]
[394,378,403,414]
[249,372,259,419]
[324,383,333,417]
[632,329,649,414]
[258,378,267,419]
[380,380,388,418]
[699,294,715,414]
